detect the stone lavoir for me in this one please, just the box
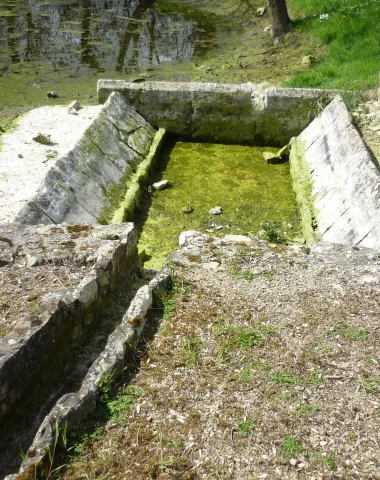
[1,81,380,477]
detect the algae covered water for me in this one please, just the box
[138,142,301,268]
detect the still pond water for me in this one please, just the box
[0,0,234,108]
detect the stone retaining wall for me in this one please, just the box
[0,223,137,427]
[97,81,333,146]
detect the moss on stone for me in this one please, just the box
[289,137,321,244]
[107,129,167,224]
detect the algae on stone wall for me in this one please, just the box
[137,141,301,268]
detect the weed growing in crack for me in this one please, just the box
[281,436,304,459]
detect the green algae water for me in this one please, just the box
[138,141,301,269]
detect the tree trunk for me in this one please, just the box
[267,0,291,41]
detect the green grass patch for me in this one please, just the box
[235,418,256,437]
[269,371,301,385]
[183,336,203,367]
[95,375,142,425]
[310,369,325,386]
[296,405,317,416]
[281,436,304,459]
[218,322,276,361]
[239,362,270,381]
[328,323,368,341]
[315,454,336,471]
[362,378,380,395]
[287,0,380,90]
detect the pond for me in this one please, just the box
[0,0,235,110]
[137,141,301,269]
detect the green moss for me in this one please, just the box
[107,129,167,224]
[138,141,301,269]
[289,137,320,244]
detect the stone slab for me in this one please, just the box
[0,92,156,225]
[290,97,380,249]
[8,268,171,478]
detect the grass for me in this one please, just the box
[310,369,325,385]
[235,419,256,437]
[315,454,336,471]
[217,322,277,361]
[328,323,368,341]
[239,362,269,381]
[183,337,203,366]
[281,436,304,459]
[296,405,317,416]
[362,378,380,394]
[287,0,380,91]
[269,371,301,385]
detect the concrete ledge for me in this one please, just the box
[8,92,156,225]
[0,223,137,424]
[97,81,336,146]
[290,97,380,249]
[10,269,171,478]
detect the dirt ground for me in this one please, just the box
[62,234,380,479]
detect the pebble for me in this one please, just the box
[209,206,222,215]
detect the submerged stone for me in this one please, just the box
[152,180,171,191]
[209,206,222,215]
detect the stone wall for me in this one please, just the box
[97,81,334,146]
[290,97,380,249]
[12,92,158,225]
[0,223,137,426]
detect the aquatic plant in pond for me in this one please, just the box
[137,141,301,268]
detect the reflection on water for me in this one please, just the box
[0,0,218,74]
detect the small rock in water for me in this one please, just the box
[152,180,171,191]
[209,206,222,215]
[256,6,266,16]
[182,204,194,214]
[47,91,59,98]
